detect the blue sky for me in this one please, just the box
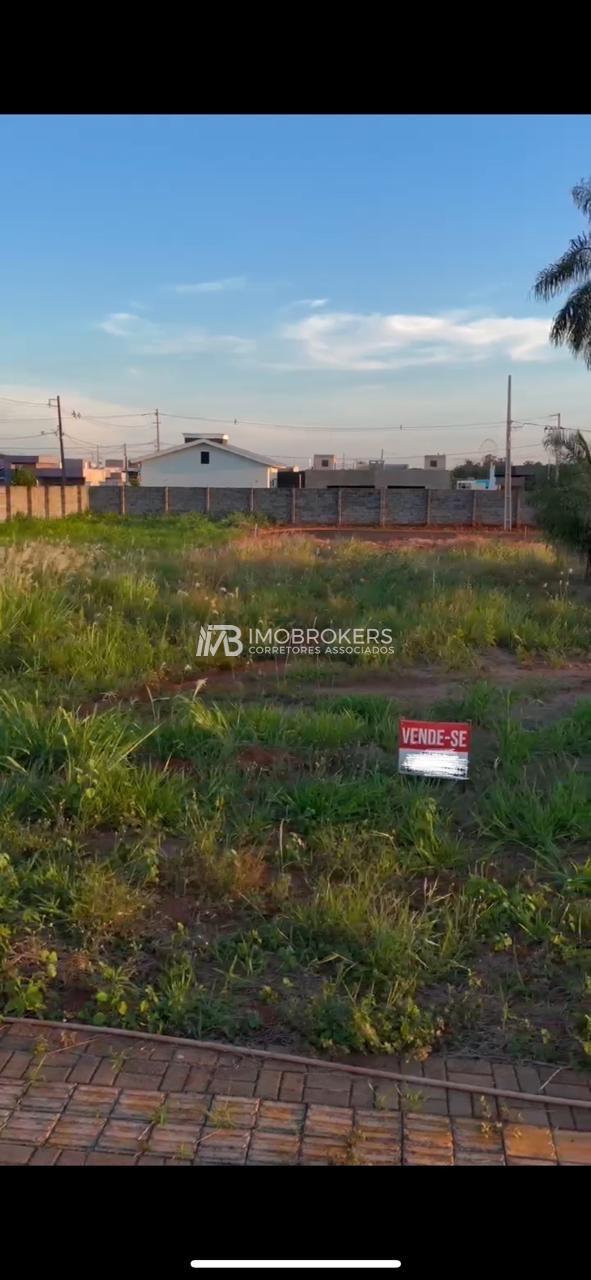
[1,114,590,466]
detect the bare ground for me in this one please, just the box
[86,653,591,721]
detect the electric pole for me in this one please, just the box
[123,443,128,484]
[504,375,512,532]
[49,395,66,487]
[155,408,161,452]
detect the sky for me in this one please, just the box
[1,113,590,468]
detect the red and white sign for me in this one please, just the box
[398,718,471,780]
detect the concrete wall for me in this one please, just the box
[0,485,88,521]
[88,485,536,527]
[306,465,450,489]
[0,481,538,531]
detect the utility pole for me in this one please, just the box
[123,443,128,484]
[504,375,512,531]
[49,395,66,487]
[155,408,161,452]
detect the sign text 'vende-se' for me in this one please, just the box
[398,718,471,780]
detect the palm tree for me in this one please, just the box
[544,424,591,466]
[533,178,591,366]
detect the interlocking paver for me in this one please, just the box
[113,1090,165,1120]
[47,1116,105,1148]
[1,1051,34,1078]
[503,1123,556,1162]
[184,1068,212,1093]
[196,1128,250,1164]
[404,1113,454,1165]
[160,1063,190,1092]
[0,1082,26,1110]
[0,1140,34,1163]
[0,1020,588,1166]
[30,1146,61,1165]
[452,1117,505,1165]
[68,1056,102,1084]
[21,1083,73,1111]
[0,1110,59,1144]
[353,1110,402,1164]
[255,1069,282,1100]
[257,1101,305,1134]
[208,1096,259,1129]
[66,1086,119,1116]
[165,1093,210,1122]
[146,1124,201,1158]
[553,1130,591,1165]
[305,1105,354,1137]
[116,1071,165,1092]
[248,1131,300,1164]
[97,1119,148,1153]
[279,1071,305,1102]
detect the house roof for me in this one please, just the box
[136,438,281,469]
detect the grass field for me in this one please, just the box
[0,512,590,1068]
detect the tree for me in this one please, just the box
[451,454,498,481]
[529,427,591,576]
[533,178,591,365]
[11,466,38,487]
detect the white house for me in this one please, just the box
[137,437,281,488]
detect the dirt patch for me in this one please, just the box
[260,526,541,548]
[235,744,304,774]
[79,654,591,722]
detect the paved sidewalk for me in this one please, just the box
[0,1021,589,1165]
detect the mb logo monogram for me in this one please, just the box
[196,624,244,658]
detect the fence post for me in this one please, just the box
[249,488,255,514]
[26,487,33,517]
[204,487,210,515]
[44,485,50,518]
[76,484,82,513]
[425,489,432,527]
[163,487,169,514]
[120,484,127,516]
[472,489,477,526]
[379,487,386,527]
[60,487,66,518]
[291,488,296,525]
[337,488,343,527]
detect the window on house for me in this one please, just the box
[321,459,329,467]
[201,451,210,465]
[429,459,437,467]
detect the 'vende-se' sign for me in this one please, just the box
[398,718,471,780]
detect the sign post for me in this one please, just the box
[398,718,471,781]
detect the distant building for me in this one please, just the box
[137,437,283,488]
[306,454,450,490]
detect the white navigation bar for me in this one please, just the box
[190,1265,402,1271]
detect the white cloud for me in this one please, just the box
[99,312,148,338]
[290,298,329,309]
[137,332,254,357]
[99,312,253,358]
[282,310,553,371]
[173,276,247,295]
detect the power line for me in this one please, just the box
[0,395,51,407]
